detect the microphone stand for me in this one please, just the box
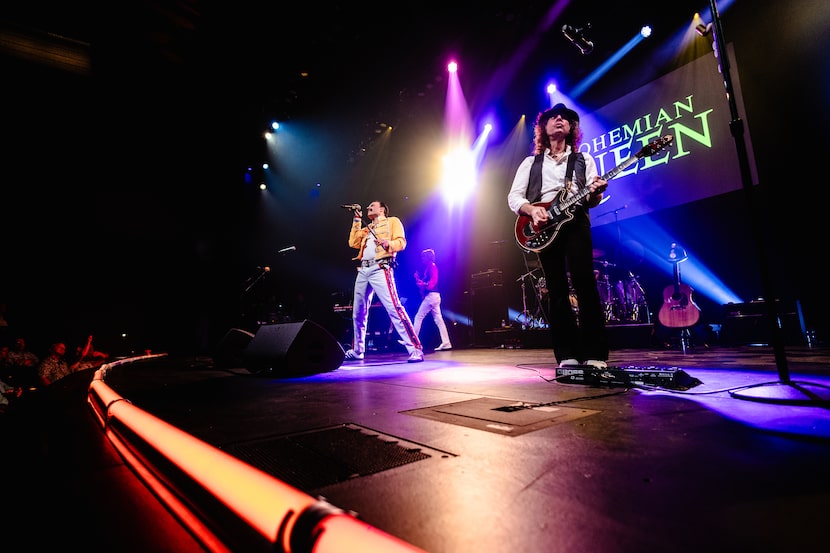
[516,269,538,329]
[242,267,269,296]
[595,204,625,269]
[708,0,829,405]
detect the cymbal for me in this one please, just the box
[594,259,616,267]
[592,248,605,259]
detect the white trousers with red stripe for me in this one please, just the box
[351,263,421,355]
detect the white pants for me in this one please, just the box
[414,292,451,345]
[352,263,421,355]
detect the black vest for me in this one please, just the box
[526,152,586,204]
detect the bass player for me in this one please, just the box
[507,103,609,369]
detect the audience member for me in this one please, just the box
[70,334,110,371]
[36,342,72,386]
[0,302,9,344]
[7,336,40,388]
[0,344,11,377]
[0,375,22,412]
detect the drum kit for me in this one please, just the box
[591,250,651,324]
[517,250,651,328]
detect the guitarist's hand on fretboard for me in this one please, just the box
[586,177,608,207]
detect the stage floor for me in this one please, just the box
[5,343,830,553]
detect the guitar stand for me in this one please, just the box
[679,328,692,355]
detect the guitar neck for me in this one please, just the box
[553,152,643,213]
[602,152,642,181]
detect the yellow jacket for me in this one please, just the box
[349,215,407,261]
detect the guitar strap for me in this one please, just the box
[565,153,579,197]
[527,153,544,203]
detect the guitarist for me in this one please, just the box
[507,103,610,369]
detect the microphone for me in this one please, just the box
[278,246,296,254]
[340,204,361,209]
[562,24,594,55]
[613,204,628,213]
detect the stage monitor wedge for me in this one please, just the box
[243,320,345,376]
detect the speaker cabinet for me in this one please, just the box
[213,328,255,367]
[721,301,805,346]
[471,284,507,346]
[243,320,345,375]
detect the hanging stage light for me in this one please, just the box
[695,23,713,37]
[561,24,594,55]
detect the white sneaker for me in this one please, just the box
[558,358,580,368]
[435,343,453,351]
[584,359,608,369]
[408,350,424,363]
[344,349,364,361]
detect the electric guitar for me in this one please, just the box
[514,135,673,253]
[658,260,701,328]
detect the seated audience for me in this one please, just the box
[36,342,72,386]
[70,334,110,371]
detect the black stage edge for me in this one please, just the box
[484,324,655,349]
[555,365,702,390]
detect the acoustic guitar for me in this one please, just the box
[514,135,673,253]
[658,260,701,328]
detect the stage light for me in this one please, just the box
[561,24,593,55]
[640,26,652,38]
[695,23,712,37]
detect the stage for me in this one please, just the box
[4,341,830,553]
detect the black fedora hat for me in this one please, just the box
[540,103,579,123]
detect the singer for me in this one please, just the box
[344,200,423,363]
[507,102,610,369]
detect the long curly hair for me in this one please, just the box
[532,112,582,155]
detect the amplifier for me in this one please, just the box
[721,300,805,346]
[555,365,702,390]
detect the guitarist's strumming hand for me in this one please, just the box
[521,202,551,227]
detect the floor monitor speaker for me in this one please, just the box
[243,320,345,375]
[213,328,255,367]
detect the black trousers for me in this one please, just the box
[538,212,609,362]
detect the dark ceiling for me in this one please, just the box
[2,1,712,162]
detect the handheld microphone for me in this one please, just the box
[340,204,361,209]
[562,25,594,55]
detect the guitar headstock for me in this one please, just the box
[638,135,673,158]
